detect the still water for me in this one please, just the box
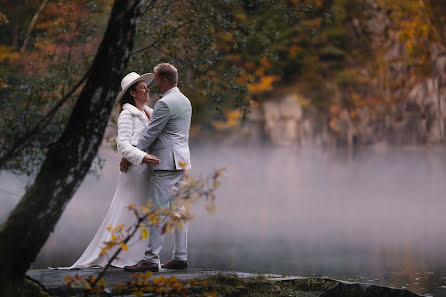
[1,145,446,296]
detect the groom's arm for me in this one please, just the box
[137,100,170,151]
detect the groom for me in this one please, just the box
[122,63,192,272]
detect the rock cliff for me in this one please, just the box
[240,0,446,147]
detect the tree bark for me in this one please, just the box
[0,0,145,295]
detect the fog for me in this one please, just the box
[1,144,446,296]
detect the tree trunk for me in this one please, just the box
[0,0,144,295]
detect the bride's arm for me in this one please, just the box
[117,109,146,165]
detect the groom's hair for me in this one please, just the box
[154,63,178,85]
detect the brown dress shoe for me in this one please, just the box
[123,260,159,272]
[161,259,187,269]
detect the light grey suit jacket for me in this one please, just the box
[137,87,192,171]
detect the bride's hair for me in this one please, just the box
[117,83,138,116]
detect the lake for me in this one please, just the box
[1,144,446,296]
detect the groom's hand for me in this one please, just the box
[120,157,132,173]
[142,154,160,167]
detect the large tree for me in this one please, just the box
[0,0,146,295]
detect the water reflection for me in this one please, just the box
[1,145,446,296]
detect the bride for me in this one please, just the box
[70,72,160,269]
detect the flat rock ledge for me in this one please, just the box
[27,268,422,297]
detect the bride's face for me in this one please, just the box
[132,81,149,105]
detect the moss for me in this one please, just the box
[23,278,52,297]
[201,274,325,297]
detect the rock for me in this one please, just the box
[238,0,446,147]
[320,280,421,297]
[26,269,423,297]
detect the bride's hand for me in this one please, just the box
[120,157,132,172]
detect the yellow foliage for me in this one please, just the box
[329,118,339,131]
[260,57,270,67]
[119,242,128,251]
[248,75,280,94]
[288,45,302,58]
[99,247,109,257]
[211,109,242,131]
[141,226,149,239]
[351,92,362,106]
[216,32,233,42]
[0,12,8,24]
[0,45,19,63]
[235,12,247,21]
[296,93,311,106]
[149,213,162,224]
[383,0,435,64]
[304,17,322,27]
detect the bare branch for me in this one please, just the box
[131,19,195,56]
[62,18,82,97]
[20,0,49,53]
[90,213,149,289]
[151,45,206,75]
[0,68,91,168]
[143,0,158,13]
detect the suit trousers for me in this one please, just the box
[143,169,187,265]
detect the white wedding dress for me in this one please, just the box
[69,104,153,269]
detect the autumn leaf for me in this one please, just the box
[99,247,109,257]
[120,242,128,251]
[141,226,149,239]
[0,12,8,24]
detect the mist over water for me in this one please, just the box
[1,144,446,296]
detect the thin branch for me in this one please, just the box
[0,68,91,168]
[143,0,158,13]
[62,18,82,97]
[25,275,50,295]
[131,19,195,56]
[20,0,49,53]
[91,212,149,289]
[152,45,206,75]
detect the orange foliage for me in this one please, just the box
[0,45,19,63]
[248,75,280,94]
[211,109,242,131]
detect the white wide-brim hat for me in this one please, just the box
[116,72,154,103]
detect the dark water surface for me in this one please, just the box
[1,145,446,296]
